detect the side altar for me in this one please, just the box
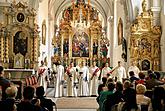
[129,0,161,71]
[0,2,39,79]
[52,1,110,66]
[0,2,39,69]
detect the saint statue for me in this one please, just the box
[63,39,69,55]
[93,41,98,55]
[142,0,147,12]
[101,44,108,57]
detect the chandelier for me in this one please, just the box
[71,0,91,30]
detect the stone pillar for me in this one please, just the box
[151,0,161,26]
[48,17,54,68]
[108,16,114,66]
[111,0,118,67]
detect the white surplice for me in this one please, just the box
[115,66,126,83]
[38,65,48,92]
[54,65,64,98]
[101,66,112,78]
[79,66,89,96]
[89,66,100,96]
[66,67,77,97]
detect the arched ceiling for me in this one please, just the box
[48,0,114,26]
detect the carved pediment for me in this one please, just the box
[131,11,152,33]
[14,2,28,9]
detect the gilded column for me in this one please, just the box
[0,35,4,62]
[33,34,39,69]
[30,37,34,68]
[61,34,64,60]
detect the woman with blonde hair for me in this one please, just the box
[136,84,152,111]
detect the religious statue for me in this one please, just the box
[118,18,123,45]
[101,44,108,57]
[142,0,147,12]
[93,41,98,55]
[63,39,69,55]
[54,43,59,56]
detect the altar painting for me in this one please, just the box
[72,32,89,57]
[14,31,28,56]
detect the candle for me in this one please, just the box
[7,59,9,63]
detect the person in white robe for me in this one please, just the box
[37,60,48,92]
[54,61,65,98]
[66,62,77,97]
[114,61,126,83]
[79,61,90,96]
[101,63,112,78]
[128,61,140,78]
[89,61,100,96]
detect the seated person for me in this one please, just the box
[129,71,139,83]
[0,85,18,111]
[99,82,115,111]
[32,86,55,111]
[104,81,124,111]
[97,77,107,95]
[118,80,140,111]
[145,73,164,90]
[17,86,42,111]
[136,84,152,111]
[136,72,146,85]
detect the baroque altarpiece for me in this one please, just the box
[52,1,110,66]
[0,2,40,69]
[130,1,161,71]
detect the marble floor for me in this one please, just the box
[46,88,99,111]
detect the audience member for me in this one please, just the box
[0,66,10,100]
[145,70,153,80]
[152,87,165,111]
[99,82,115,111]
[136,72,146,85]
[0,85,18,111]
[32,86,55,111]
[118,80,140,111]
[136,84,152,111]
[97,77,107,96]
[104,81,124,111]
[17,86,42,111]
[129,71,139,83]
[145,73,164,90]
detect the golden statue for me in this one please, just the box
[142,0,147,12]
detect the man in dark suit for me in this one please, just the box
[32,86,55,111]
[104,82,124,111]
[0,66,10,100]
[145,73,164,90]
[17,86,42,111]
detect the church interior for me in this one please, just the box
[0,0,165,111]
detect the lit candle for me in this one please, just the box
[7,59,9,63]
[25,59,27,64]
